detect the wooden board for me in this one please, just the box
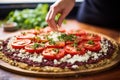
[0,53,120,77]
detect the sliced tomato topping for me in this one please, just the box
[12,39,31,49]
[43,27,52,33]
[67,29,86,36]
[64,44,86,56]
[42,48,65,60]
[26,29,40,35]
[83,40,101,52]
[45,41,65,48]
[58,28,66,33]
[65,41,74,45]
[34,33,48,42]
[80,33,101,41]
[65,36,82,45]
[25,43,45,53]
[16,33,35,40]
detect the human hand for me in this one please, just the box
[46,0,75,31]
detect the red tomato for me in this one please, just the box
[65,36,82,45]
[64,44,86,56]
[45,41,65,48]
[25,43,44,53]
[80,33,101,41]
[26,29,40,35]
[16,33,35,40]
[67,29,86,36]
[12,39,31,49]
[65,41,74,45]
[42,48,65,60]
[43,27,52,33]
[58,28,66,33]
[84,41,101,52]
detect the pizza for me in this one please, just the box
[0,27,119,73]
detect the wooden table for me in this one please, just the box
[0,20,120,80]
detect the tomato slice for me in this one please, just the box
[45,41,65,48]
[43,27,52,33]
[67,29,86,36]
[42,48,65,60]
[16,33,35,40]
[83,41,101,52]
[65,36,82,45]
[12,39,31,49]
[80,33,101,41]
[25,43,45,53]
[58,28,66,33]
[26,29,40,35]
[64,44,86,56]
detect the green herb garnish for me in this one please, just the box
[72,42,78,48]
[87,40,94,45]
[58,33,77,41]
[32,43,40,49]
[21,32,26,35]
[48,38,56,45]
[31,43,45,49]
[53,49,59,53]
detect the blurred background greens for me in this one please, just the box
[5,4,49,29]
[1,4,67,30]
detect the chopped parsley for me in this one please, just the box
[21,32,26,35]
[31,43,44,49]
[72,42,78,48]
[53,49,59,53]
[87,40,94,45]
[48,38,56,45]
[58,33,77,41]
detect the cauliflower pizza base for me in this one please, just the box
[0,27,119,73]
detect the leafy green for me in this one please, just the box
[58,33,77,41]
[87,40,94,45]
[72,42,78,48]
[31,43,44,49]
[5,4,66,30]
[6,4,49,29]
[55,13,66,24]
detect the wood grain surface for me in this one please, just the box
[0,19,120,80]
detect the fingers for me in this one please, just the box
[46,6,58,31]
[58,11,67,27]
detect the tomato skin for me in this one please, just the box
[16,33,35,40]
[65,41,74,45]
[43,27,52,33]
[65,36,82,45]
[67,29,86,36]
[26,29,40,35]
[58,28,66,33]
[45,41,65,48]
[24,46,35,53]
[25,43,44,53]
[64,44,86,56]
[11,39,31,49]
[56,49,65,59]
[80,33,101,41]
[42,48,65,60]
[84,41,101,52]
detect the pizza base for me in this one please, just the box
[0,39,119,72]
[0,28,119,73]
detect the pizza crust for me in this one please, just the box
[0,31,119,73]
[0,40,119,72]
